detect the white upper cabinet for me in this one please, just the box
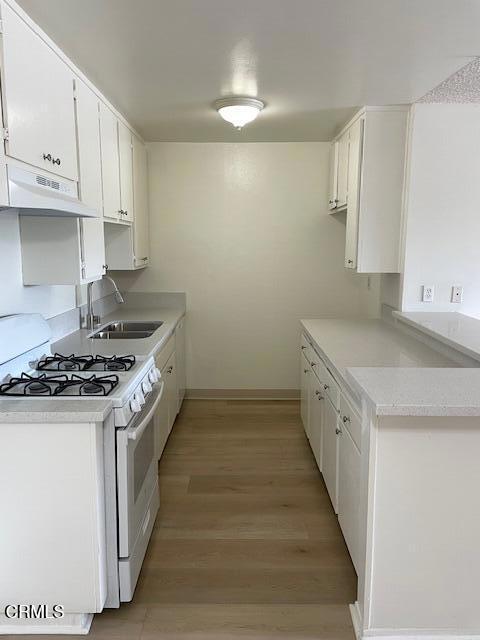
[0,2,77,180]
[344,118,363,270]
[74,78,102,215]
[132,135,149,267]
[20,216,105,285]
[329,106,409,273]
[328,141,339,211]
[118,121,134,223]
[99,102,121,221]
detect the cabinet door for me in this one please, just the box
[300,354,311,434]
[74,78,102,215]
[328,141,339,210]
[132,135,149,267]
[309,378,323,471]
[99,103,121,221]
[81,218,105,282]
[118,121,134,222]
[165,351,178,433]
[1,3,78,180]
[336,131,349,209]
[322,396,339,513]
[338,424,361,572]
[175,318,186,412]
[345,118,364,270]
[155,375,170,461]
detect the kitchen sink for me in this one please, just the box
[100,321,163,332]
[91,330,154,340]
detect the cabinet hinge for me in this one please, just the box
[2,128,9,142]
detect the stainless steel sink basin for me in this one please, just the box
[91,330,154,340]
[100,321,163,333]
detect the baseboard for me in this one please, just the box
[185,389,300,400]
[350,599,480,640]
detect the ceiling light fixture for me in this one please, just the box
[214,97,265,130]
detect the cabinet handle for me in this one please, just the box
[335,427,342,435]
[52,157,61,166]
[347,259,353,265]
[342,415,350,423]
[301,346,306,350]
[315,390,321,396]
[304,369,310,374]
[167,366,173,374]
[140,257,148,261]
[323,384,329,390]
[310,361,317,367]
[102,264,108,271]
[43,153,52,162]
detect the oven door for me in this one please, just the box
[116,381,164,559]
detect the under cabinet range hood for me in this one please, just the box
[0,164,97,217]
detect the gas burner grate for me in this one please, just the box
[62,374,120,396]
[88,355,136,372]
[37,353,136,372]
[0,372,119,397]
[37,353,93,372]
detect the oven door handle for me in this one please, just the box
[127,381,165,441]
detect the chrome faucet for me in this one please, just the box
[85,273,124,331]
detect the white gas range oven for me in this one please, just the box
[0,314,163,632]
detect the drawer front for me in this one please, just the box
[340,392,361,451]
[318,363,339,409]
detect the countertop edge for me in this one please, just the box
[345,367,480,418]
[393,311,480,364]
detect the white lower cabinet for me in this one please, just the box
[300,332,361,571]
[154,321,185,461]
[308,374,323,471]
[337,421,361,572]
[322,394,339,513]
[175,317,186,412]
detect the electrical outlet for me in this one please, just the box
[422,285,434,303]
[451,285,463,303]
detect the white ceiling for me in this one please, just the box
[16,0,480,142]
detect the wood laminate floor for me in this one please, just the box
[21,400,357,639]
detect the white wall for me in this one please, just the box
[401,104,480,317]
[116,142,376,391]
[0,212,76,319]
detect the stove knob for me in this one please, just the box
[148,369,157,384]
[130,397,142,413]
[142,380,152,394]
[136,391,146,406]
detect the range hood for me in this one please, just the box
[0,164,97,218]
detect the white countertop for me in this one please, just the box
[346,367,480,417]
[394,311,480,363]
[0,399,112,423]
[53,306,184,359]
[300,318,480,417]
[301,318,457,381]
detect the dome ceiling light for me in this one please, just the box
[214,97,265,130]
